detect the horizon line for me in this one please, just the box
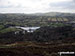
[0,12,75,14]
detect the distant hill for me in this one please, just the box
[30,12,75,16]
[0,12,75,16]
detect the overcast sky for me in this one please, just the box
[0,0,75,13]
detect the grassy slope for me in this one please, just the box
[0,27,21,33]
[0,42,75,56]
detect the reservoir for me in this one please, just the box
[15,26,40,32]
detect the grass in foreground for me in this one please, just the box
[0,42,75,56]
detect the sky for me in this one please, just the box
[0,0,75,13]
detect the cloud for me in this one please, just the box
[50,0,75,8]
[0,0,75,13]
